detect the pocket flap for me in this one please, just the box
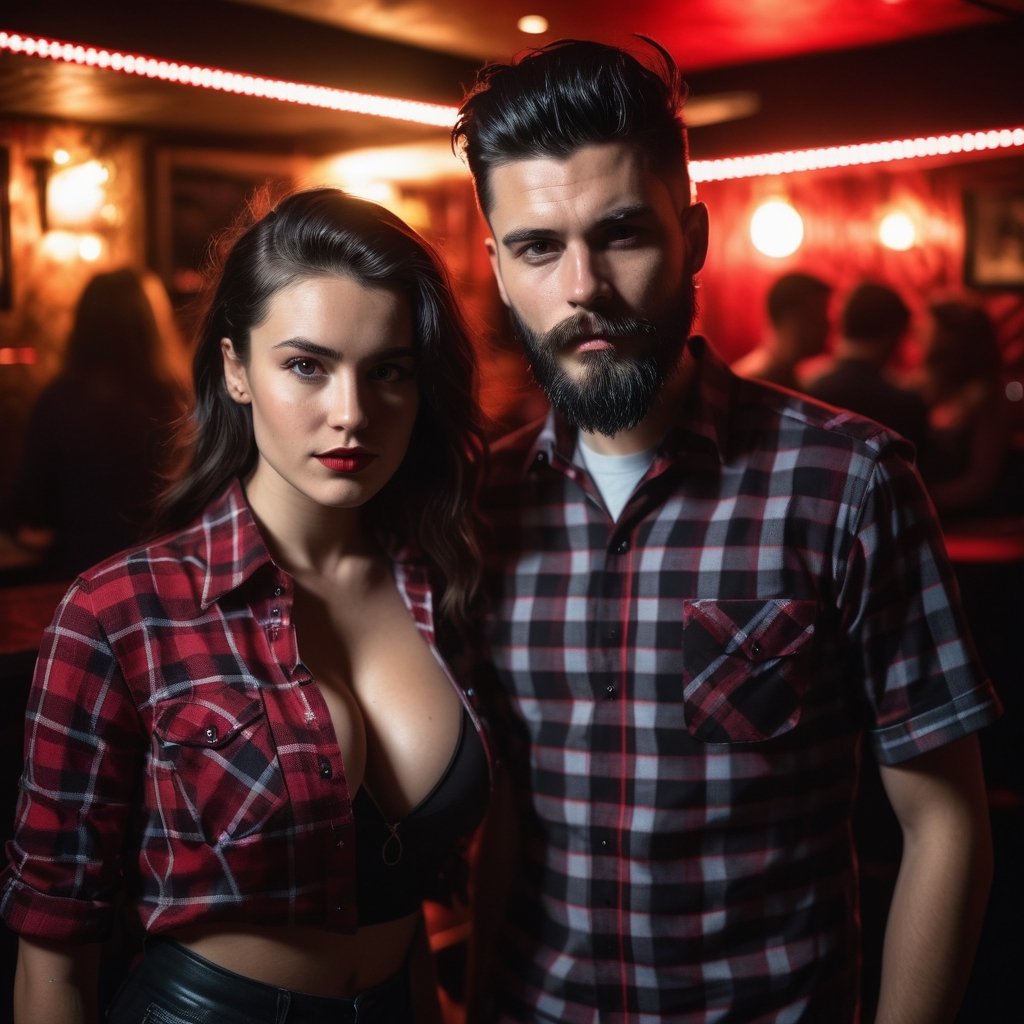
[154,689,264,749]
[683,599,816,663]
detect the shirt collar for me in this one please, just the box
[526,335,732,475]
[197,479,276,610]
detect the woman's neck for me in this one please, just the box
[242,473,374,578]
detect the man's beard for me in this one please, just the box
[509,284,695,437]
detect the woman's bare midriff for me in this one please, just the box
[166,915,421,997]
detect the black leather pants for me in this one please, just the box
[105,937,414,1023]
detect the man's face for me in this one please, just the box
[485,141,708,435]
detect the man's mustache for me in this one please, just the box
[544,312,658,350]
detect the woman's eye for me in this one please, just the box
[369,363,412,383]
[285,357,323,378]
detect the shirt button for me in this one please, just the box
[751,641,762,657]
[605,685,616,700]
[273,586,284,597]
[465,687,476,698]
[615,540,629,554]
[204,726,218,742]
[270,607,281,618]
[599,838,609,848]
[318,757,332,779]
[534,451,547,466]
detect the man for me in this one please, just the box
[453,39,998,1024]
[805,280,929,450]
[731,271,832,390]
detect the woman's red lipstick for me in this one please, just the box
[315,448,376,473]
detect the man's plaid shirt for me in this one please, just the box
[479,336,999,1023]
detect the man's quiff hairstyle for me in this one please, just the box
[452,38,692,217]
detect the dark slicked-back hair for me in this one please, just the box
[452,38,691,217]
[156,187,485,618]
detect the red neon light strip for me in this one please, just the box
[2,30,1023,173]
[0,30,458,127]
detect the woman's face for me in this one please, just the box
[222,274,419,515]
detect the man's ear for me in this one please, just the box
[682,202,709,275]
[220,338,251,404]
[485,236,511,307]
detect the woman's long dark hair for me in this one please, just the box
[156,187,486,617]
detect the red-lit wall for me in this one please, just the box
[693,153,1024,373]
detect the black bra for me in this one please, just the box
[353,709,488,925]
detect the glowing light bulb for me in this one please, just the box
[879,211,916,251]
[518,15,549,34]
[750,200,804,258]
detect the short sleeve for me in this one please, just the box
[839,441,1001,765]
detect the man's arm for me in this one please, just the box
[14,936,100,1024]
[874,734,992,1024]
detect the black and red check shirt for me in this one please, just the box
[1,480,488,942]
[480,336,999,1023]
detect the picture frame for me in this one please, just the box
[964,187,1024,289]
[148,146,307,323]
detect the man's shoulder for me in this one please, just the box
[730,372,913,464]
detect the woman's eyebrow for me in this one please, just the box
[272,338,341,359]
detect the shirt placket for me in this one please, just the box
[256,571,357,931]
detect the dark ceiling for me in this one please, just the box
[1,0,1023,157]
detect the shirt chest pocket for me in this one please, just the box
[152,688,288,843]
[681,599,818,744]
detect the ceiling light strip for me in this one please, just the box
[0,30,458,127]
[690,128,1024,182]
[4,31,1023,168]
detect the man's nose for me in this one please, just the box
[565,245,612,309]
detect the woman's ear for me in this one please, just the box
[221,338,251,404]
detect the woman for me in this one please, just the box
[5,267,185,580]
[2,188,491,1023]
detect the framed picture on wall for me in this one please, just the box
[964,187,1024,289]
[148,146,307,328]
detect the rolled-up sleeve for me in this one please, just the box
[1,582,143,941]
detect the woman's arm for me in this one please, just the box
[14,936,101,1024]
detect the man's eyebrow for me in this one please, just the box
[500,227,560,248]
[499,203,656,248]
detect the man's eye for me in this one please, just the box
[521,240,558,259]
[606,225,640,245]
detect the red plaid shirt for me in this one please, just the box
[480,337,1000,1023]
[1,480,488,942]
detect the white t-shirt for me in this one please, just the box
[575,439,658,521]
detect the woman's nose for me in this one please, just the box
[326,374,369,431]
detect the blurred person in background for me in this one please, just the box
[4,267,186,580]
[917,298,1012,520]
[730,270,832,390]
[806,280,929,451]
